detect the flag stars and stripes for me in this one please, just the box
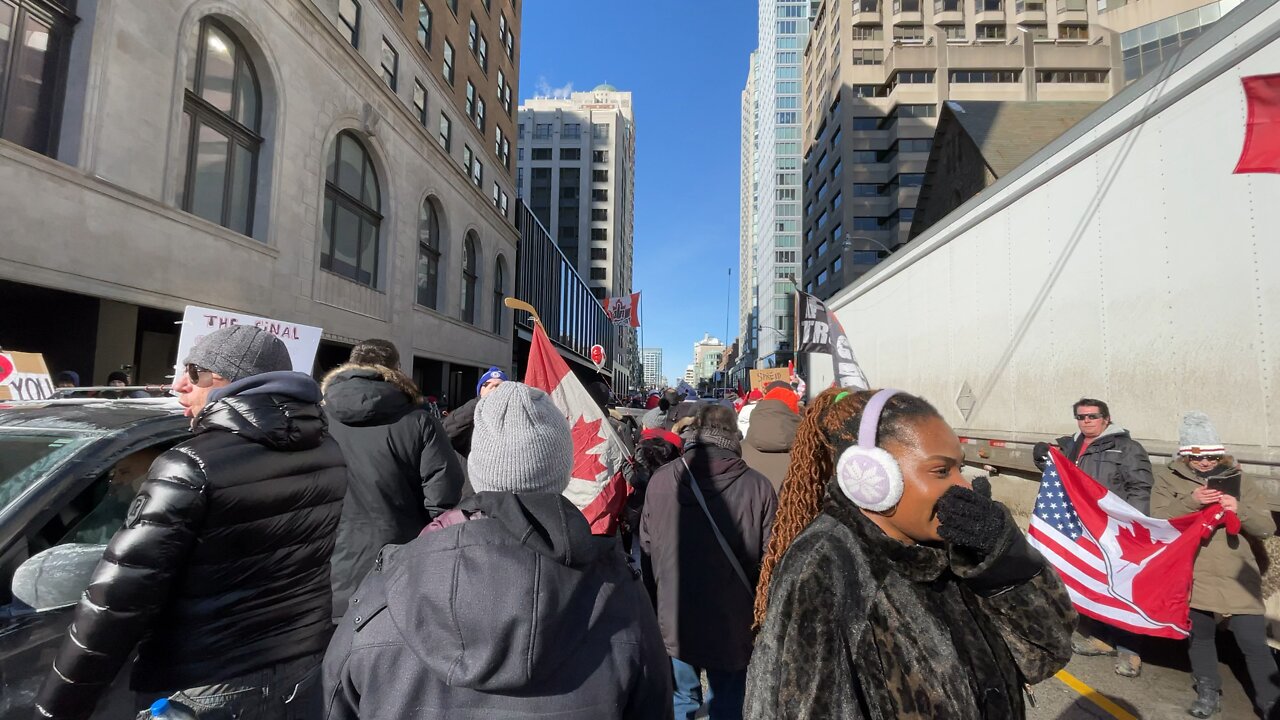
[1034,460,1085,540]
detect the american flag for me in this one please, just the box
[1027,449,1227,639]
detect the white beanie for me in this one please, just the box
[1178,411,1226,456]
[467,382,573,494]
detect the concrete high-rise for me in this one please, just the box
[800,0,1119,300]
[641,347,663,388]
[692,333,726,384]
[749,1,814,368]
[1097,0,1243,82]
[516,86,636,302]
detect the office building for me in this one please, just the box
[692,333,726,384]
[516,86,635,301]
[0,0,521,403]
[641,347,663,388]
[1097,0,1243,82]
[800,0,1118,300]
[748,0,814,368]
[737,52,760,375]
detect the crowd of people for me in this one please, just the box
[25,324,1277,719]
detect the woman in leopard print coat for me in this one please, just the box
[745,388,1075,719]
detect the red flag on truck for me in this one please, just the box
[1234,73,1280,174]
[1028,449,1232,638]
[524,322,631,534]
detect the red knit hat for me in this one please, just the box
[640,427,684,452]
[763,387,799,414]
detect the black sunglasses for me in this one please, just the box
[1075,413,1103,421]
[1186,455,1221,463]
[185,364,214,384]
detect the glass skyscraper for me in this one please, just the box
[749,1,811,368]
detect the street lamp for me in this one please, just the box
[841,232,896,257]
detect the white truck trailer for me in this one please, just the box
[820,0,1280,506]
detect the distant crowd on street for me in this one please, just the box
[25,324,1278,720]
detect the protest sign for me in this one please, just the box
[176,306,322,376]
[0,351,55,401]
[749,367,791,390]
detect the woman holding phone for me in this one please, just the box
[1151,411,1279,718]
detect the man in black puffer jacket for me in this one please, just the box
[35,326,347,720]
[322,341,464,620]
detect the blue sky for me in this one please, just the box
[519,1,757,384]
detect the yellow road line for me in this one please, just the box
[1054,669,1139,720]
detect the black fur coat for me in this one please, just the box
[745,489,1075,719]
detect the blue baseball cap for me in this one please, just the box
[476,367,509,396]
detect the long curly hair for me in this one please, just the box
[752,386,941,628]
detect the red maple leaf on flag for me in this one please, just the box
[1116,522,1163,565]
[571,416,609,482]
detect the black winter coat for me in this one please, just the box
[639,440,778,671]
[35,372,347,719]
[745,489,1076,720]
[322,492,672,720]
[322,364,464,619]
[1037,425,1154,514]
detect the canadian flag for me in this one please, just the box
[524,322,632,534]
[604,292,641,328]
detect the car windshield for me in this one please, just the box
[0,433,96,513]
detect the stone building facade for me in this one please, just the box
[0,0,520,404]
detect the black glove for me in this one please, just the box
[972,475,992,499]
[1032,441,1051,471]
[936,483,1008,556]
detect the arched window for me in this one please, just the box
[416,198,441,308]
[492,255,506,334]
[461,233,477,324]
[178,18,262,236]
[322,130,382,287]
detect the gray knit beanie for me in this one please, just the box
[1178,411,1225,455]
[468,382,573,494]
[184,325,292,383]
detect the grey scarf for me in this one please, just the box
[682,427,742,456]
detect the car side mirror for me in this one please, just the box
[11,543,106,610]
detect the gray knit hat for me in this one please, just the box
[468,382,573,494]
[1178,411,1226,456]
[184,325,292,383]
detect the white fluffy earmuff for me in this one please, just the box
[836,444,905,513]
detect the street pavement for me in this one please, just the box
[1030,634,1263,720]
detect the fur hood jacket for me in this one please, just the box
[745,489,1075,720]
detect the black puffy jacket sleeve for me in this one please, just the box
[415,413,464,520]
[35,450,208,720]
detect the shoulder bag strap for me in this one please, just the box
[680,457,754,594]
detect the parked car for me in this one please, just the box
[0,399,190,719]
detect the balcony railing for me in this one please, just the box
[514,202,617,368]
